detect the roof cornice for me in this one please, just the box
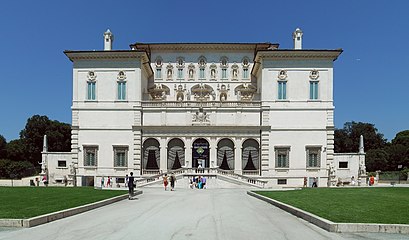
[64,50,147,61]
[256,49,343,60]
[130,43,278,52]
[251,49,343,76]
[64,50,153,77]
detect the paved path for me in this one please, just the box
[0,187,407,240]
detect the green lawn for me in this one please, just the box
[254,188,409,224]
[0,187,127,219]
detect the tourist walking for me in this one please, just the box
[107,176,112,187]
[312,177,318,187]
[128,172,135,200]
[201,176,207,189]
[125,174,129,188]
[163,174,169,191]
[169,173,176,191]
[101,176,105,189]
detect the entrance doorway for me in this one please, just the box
[192,138,209,168]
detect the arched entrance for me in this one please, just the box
[167,138,185,170]
[217,138,234,170]
[142,138,160,174]
[192,138,209,168]
[242,139,259,174]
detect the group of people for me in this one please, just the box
[190,176,206,189]
[163,173,177,191]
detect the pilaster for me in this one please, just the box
[185,137,192,168]
[260,130,270,176]
[234,137,242,174]
[210,137,217,168]
[159,137,167,171]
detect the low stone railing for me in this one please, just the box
[216,169,266,188]
[141,101,261,108]
[136,167,266,188]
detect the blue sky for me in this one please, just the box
[0,0,408,142]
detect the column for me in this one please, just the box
[210,137,217,168]
[234,137,242,174]
[160,137,167,172]
[185,137,192,168]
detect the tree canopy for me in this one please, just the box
[0,115,71,179]
[335,122,408,172]
[334,121,387,153]
[19,115,71,166]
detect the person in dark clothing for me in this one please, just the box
[128,172,135,200]
[169,173,176,191]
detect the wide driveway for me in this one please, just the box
[0,187,407,240]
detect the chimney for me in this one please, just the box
[104,29,114,51]
[293,28,303,50]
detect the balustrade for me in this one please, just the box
[141,101,261,108]
[136,167,266,188]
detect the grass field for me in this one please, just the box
[254,187,409,224]
[0,187,127,219]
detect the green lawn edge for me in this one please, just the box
[0,187,127,219]
[254,188,409,224]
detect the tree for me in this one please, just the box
[0,159,36,179]
[0,134,6,159]
[334,121,387,153]
[366,149,389,172]
[5,139,26,161]
[392,130,409,147]
[19,115,71,167]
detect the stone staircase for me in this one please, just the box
[135,168,266,189]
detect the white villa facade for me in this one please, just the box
[41,29,367,188]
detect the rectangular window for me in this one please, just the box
[310,81,319,100]
[306,147,321,168]
[275,147,290,168]
[277,179,287,185]
[117,82,126,100]
[156,68,162,79]
[177,69,183,79]
[339,162,348,169]
[243,68,249,79]
[278,81,287,100]
[58,160,67,168]
[221,69,227,79]
[87,82,96,100]
[114,146,128,167]
[199,68,205,79]
[84,146,98,166]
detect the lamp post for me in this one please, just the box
[398,165,403,184]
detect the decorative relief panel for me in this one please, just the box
[192,107,210,125]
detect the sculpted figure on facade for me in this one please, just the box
[232,69,238,79]
[359,163,366,176]
[189,68,194,79]
[211,69,216,79]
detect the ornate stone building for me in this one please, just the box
[41,28,366,188]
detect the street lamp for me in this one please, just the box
[398,165,403,184]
